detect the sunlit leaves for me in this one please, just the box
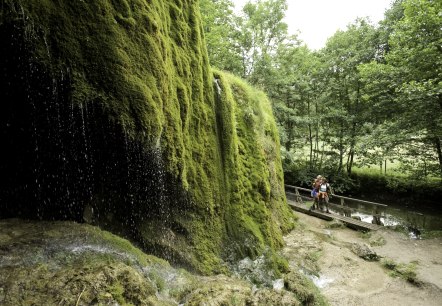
[359,0,442,176]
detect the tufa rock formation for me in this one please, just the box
[0,0,294,274]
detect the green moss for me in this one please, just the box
[2,220,315,304]
[0,222,163,305]
[0,220,206,305]
[284,270,329,306]
[183,274,302,305]
[325,220,346,229]
[1,0,293,275]
[213,71,294,264]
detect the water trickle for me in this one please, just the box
[232,254,279,288]
[0,5,195,267]
[300,269,334,289]
[272,278,284,291]
[214,78,222,96]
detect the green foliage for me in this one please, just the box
[369,236,387,247]
[284,159,358,194]
[359,0,442,177]
[306,250,323,263]
[199,0,243,74]
[199,0,291,85]
[326,220,346,229]
[239,0,289,83]
[350,169,442,203]
[201,0,442,186]
[316,18,381,175]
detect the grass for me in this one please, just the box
[352,166,442,184]
[359,232,387,247]
[421,230,442,239]
[325,220,345,229]
[381,258,419,285]
[307,250,323,263]
[369,236,386,247]
[386,225,410,235]
[359,231,372,239]
[352,166,405,178]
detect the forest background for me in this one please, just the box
[199,0,441,203]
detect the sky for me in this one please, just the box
[232,0,392,50]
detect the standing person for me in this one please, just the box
[318,178,332,213]
[310,175,322,210]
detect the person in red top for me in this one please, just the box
[310,175,323,210]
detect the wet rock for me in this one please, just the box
[182,275,301,306]
[351,243,379,261]
[0,220,324,306]
[0,219,185,305]
[232,255,277,287]
[326,219,346,229]
[284,270,328,306]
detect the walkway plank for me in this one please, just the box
[287,199,382,231]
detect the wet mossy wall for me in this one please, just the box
[0,0,293,274]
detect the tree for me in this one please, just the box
[270,43,319,158]
[236,0,289,83]
[360,0,442,177]
[199,0,243,75]
[319,19,380,174]
[387,0,442,175]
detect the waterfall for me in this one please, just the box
[214,78,222,96]
[0,9,175,231]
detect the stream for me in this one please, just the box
[288,189,442,234]
[334,199,442,232]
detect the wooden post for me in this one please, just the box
[295,188,303,204]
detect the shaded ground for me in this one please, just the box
[283,212,442,306]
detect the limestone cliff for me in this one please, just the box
[0,0,294,273]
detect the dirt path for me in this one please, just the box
[283,212,442,306]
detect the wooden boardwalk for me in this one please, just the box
[287,199,382,231]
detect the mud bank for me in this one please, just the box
[283,212,442,306]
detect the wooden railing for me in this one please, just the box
[284,184,388,224]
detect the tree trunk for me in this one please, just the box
[346,122,357,175]
[347,149,354,175]
[314,100,320,167]
[285,121,293,151]
[307,100,313,168]
[434,137,442,177]
[337,122,344,174]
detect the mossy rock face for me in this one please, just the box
[182,275,301,305]
[0,219,193,305]
[284,271,329,306]
[0,0,293,273]
[0,220,322,305]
